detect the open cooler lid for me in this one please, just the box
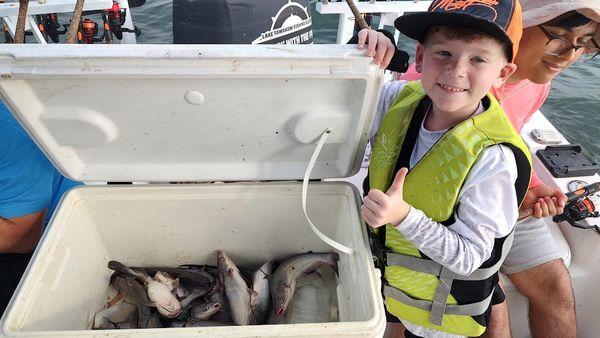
[0,45,383,182]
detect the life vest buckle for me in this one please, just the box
[368,229,388,270]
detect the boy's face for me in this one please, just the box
[514,20,599,84]
[415,32,516,117]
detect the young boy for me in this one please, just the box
[360,1,532,337]
[385,2,599,336]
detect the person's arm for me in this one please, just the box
[362,145,518,275]
[0,112,55,253]
[0,210,46,253]
[490,82,564,217]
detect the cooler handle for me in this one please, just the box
[302,128,354,255]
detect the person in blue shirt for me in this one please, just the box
[0,100,81,316]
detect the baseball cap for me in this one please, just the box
[394,0,522,61]
[520,0,600,28]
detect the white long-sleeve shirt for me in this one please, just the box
[371,81,519,276]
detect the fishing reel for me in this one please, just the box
[36,13,66,43]
[77,18,104,44]
[553,182,600,234]
[102,1,141,42]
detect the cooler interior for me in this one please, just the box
[3,182,383,337]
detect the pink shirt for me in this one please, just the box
[399,63,551,187]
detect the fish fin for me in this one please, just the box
[330,253,340,275]
[256,267,273,281]
[249,289,259,307]
[104,317,117,325]
[108,260,137,277]
[331,262,339,276]
[106,292,124,308]
[254,260,275,283]
[109,261,150,285]
[262,271,272,280]
[109,271,119,285]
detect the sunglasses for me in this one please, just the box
[538,25,599,61]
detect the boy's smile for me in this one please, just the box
[437,83,467,92]
[416,32,515,130]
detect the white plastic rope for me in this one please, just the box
[302,128,354,255]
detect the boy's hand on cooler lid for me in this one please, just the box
[357,28,395,69]
[361,168,411,228]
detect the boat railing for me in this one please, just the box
[315,0,432,44]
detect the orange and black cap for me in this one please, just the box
[394,0,523,61]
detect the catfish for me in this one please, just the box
[216,250,257,325]
[270,253,339,317]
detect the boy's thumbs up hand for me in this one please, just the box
[386,167,407,197]
[361,168,411,228]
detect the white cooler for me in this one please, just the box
[0,44,386,337]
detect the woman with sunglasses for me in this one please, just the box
[356,1,599,337]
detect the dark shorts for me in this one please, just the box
[404,329,423,338]
[0,252,32,316]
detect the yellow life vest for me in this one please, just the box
[368,81,532,336]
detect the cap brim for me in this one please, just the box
[394,12,513,59]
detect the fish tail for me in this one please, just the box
[108,260,146,281]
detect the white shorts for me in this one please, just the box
[500,216,568,275]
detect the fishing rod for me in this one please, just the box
[66,0,85,43]
[14,0,29,43]
[344,0,409,73]
[553,182,600,234]
[345,0,369,30]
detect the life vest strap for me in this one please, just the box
[385,229,514,281]
[383,284,495,317]
[430,266,456,325]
